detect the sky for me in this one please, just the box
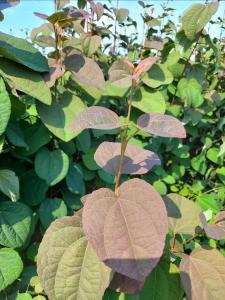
[1,0,225,40]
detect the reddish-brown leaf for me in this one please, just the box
[43,58,65,88]
[82,178,168,281]
[133,57,159,81]
[108,60,134,88]
[94,142,160,175]
[34,12,49,19]
[180,247,225,300]
[109,273,145,294]
[71,106,120,132]
[200,212,225,240]
[137,112,186,138]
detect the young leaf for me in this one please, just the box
[71,106,120,132]
[94,142,160,175]
[82,178,168,281]
[180,247,225,300]
[0,169,19,201]
[109,273,144,294]
[200,212,225,240]
[163,193,202,235]
[133,56,159,81]
[35,147,69,186]
[0,248,23,292]
[137,112,186,138]
[37,92,86,142]
[37,215,111,300]
[0,77,11,136]
[43,58,65,88]
[109,60,134,88]
[0,201,32,248]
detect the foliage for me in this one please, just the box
[0,0,224,299]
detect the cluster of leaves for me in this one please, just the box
[0,0,224,299]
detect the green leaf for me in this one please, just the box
[153,180,167,196]
[0,201,32,248]
[196,194,220,214]
[76,130,91,153]
[82,147,100,171]
[35,148,69,186]
[191,152,207,175]
[0,77,11,136]
[6,120,28,148]
[177,78,204,107]
[113,8,129,23]
[142,63,173,88]
[207,147,224,165]
[181,2,219,41]
[66,163,86,195]
[81,33,101,57]
[133,87,166,113]
[0,31,49,72]
[15,293,33,300]
[0,58,51,105]
[0,248,23,292]
[37,215,111,300]
[0,169,19,201]
[37,92,85,142]
[39,198,67,229]
[216,167,225,184]
[139,261,184,300]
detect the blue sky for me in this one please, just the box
[1,0,225,39]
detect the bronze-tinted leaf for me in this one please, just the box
[137,112,186,138]
[200,212,225,240]
[94,142,160,175]
[108,60,134,88]
[180,247,225,300]
[133,57,159,81]
[71,106,120,132]
[164,193,202,235]
[82,178,168,281]
[34,12,49,19]
[109,273,144,294]
[43,58,65,88]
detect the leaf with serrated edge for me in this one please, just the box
[180,247,225,300]
[94,142,160,175]
[200,212,225,240]
[71,106,120,132]
[82,178,168,281]
[137,112,186,138]
[163,193,202,235]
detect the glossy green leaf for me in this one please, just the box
[0,169,19,201]
[0,77,11,136]
[66,163,86,195]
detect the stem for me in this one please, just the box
[171,228,204,252]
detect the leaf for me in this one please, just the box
[0,169,19,201]
[94,142,161,176]
[0,0,20,11]
[196,194,220,214]
[142,63,173,88]
[0,77,11,136]
[39,198,67,229]
[109,60,134,88]
[133,87,166,114]
[180,247,225,300]
[216,167,225,184]
[133,56,159,81]
[65,51,105,90]
[181,2,219,41]
[113,8,129,23]
[0,248,23,292]
[71,106,120,132]
[177,78,204,108]
[206,147,223,165]
[37,92,85,142]
[137,112,186,138]
[43,58,65,88]
[200,212,225,240]
[6,120,28,148]
[35,147,69,186]
[0,201,32,248]
[109,273,144,294]
[191,153,207,175]
[66,163,86,195]
[0,58,51,105]
[82,178,168,281]
[0,31,49,72]
[37,215,111,300]
[163,193,202,235]
[139,261,184,300]
[81,33,101,57]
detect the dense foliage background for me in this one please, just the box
[0,0,224,299]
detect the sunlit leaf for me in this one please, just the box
[82,178,168,281]
[109,60,134,88]
[142,63,173,88]
[94,142,160,175]
[133,56,159,81]
[200,212,225,240]
[137,112,186,138]
[0,169,19,201]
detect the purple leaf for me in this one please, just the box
[71,106,120,132]
[82,178,168,281]
[133,57,159,81]
[34,12,49,19]
[43,59,65,88]
[94,142,161,175]
[200,212,225,240]
[110,273,145,294]
[137,112,186,138]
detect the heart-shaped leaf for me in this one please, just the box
[0,77,11,136]
[200,212,225,240]
[133,56,159,81]
[163,193,202,235]
[94,142,161,175]
[82,178,168,281]
[109,60,134,88]
[37,215,111,300]
[35,147,69,186]
[180,247,225,300]
[0,248,23,292]
[137,112,186,138]
[71,106,120,132]
[142,63,173,88]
